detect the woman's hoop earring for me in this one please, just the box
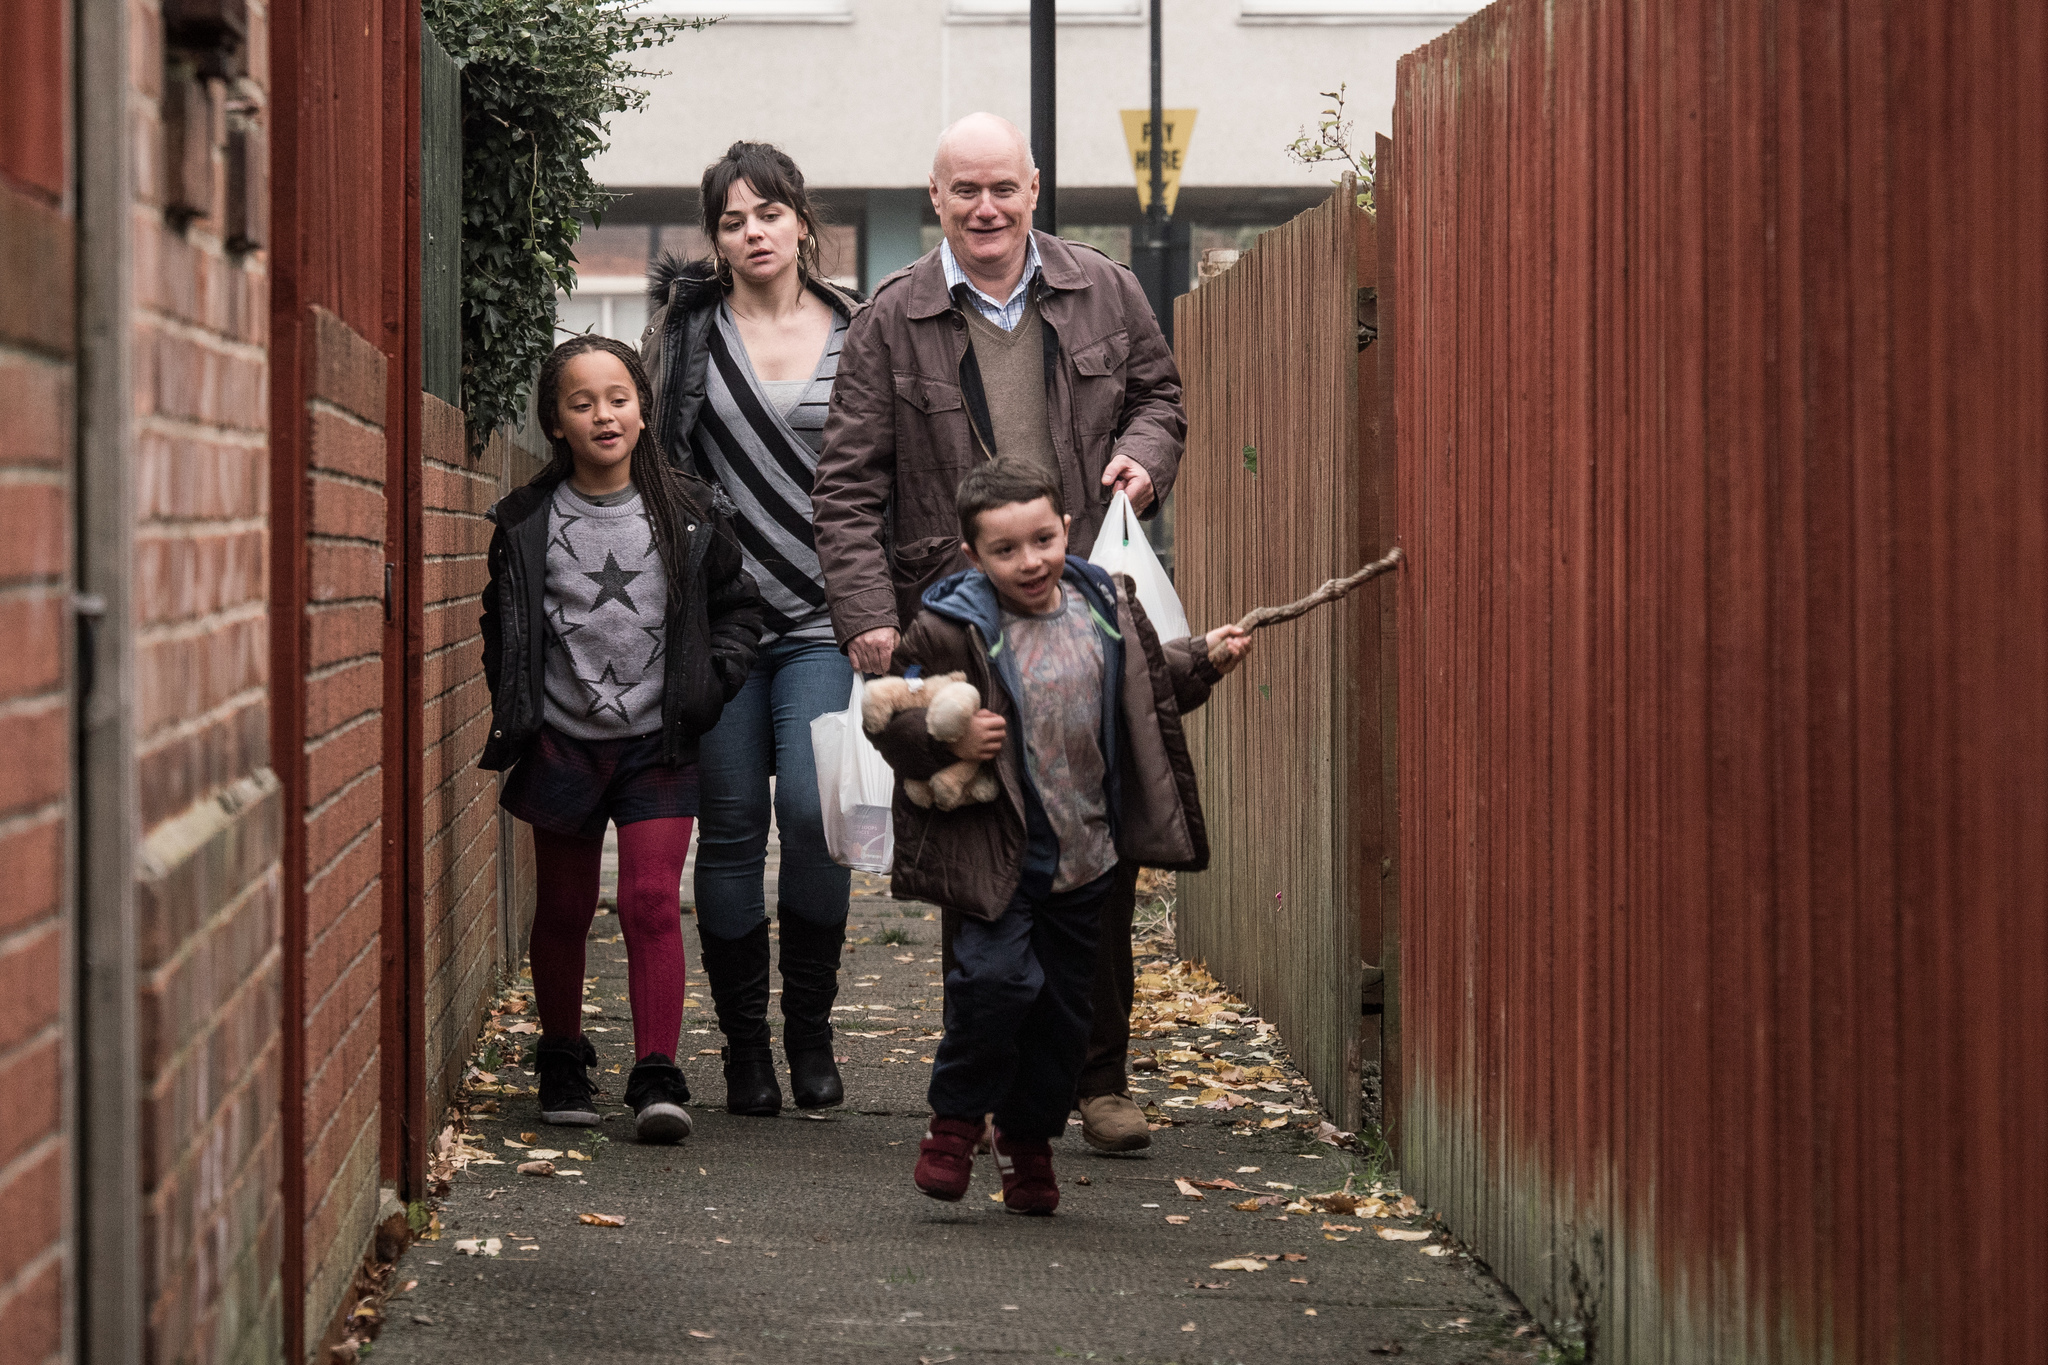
[715,254,734,287]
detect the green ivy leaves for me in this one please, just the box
[424,0,706,447]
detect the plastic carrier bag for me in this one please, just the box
[810,674,895,874]
[1087,489,1191,641]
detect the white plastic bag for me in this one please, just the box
[1087,489,1190,641]
[809,674,895,874]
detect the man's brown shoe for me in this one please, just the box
[1078,1093,1152,1153]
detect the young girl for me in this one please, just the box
[480,335,762,1143]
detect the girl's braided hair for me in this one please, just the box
[533,333,705,611]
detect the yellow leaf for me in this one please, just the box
[1208,1258,1268,1272]
[1376,1227,1430,1241]
[566,1150,589,1161]
[1164,1215,1190,1225]
[1173,1178,1206,1199]
[578,1212,626,1227]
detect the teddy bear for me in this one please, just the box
[860,671,1000,811]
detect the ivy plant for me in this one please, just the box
[424,0,705,446]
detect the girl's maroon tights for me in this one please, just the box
[529,818,694,1062]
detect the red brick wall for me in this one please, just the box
[0,74,73,1358]
[297,308,389,1346]
[420,400,510,1116]
[129,0,285,1354]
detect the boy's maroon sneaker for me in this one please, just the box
[993,1128,1060,1215]
[914,1116,984,1201]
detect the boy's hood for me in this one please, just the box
[921,556,1119,650]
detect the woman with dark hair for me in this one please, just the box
[479,334,762,1142]
[641,141,863,1116]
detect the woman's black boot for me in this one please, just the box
[697,921,782,1116]
[777,910,846,1110]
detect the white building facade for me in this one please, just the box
[563,0,1469,338]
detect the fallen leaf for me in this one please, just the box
[1209,1258,1268,1272]
[696,1048,721,1056]
[1191,1179,1248,1192]
[1073,1175,1091,1186]
[1190,1280,1228,1290]
[581,1003,601,1014]
[565,1150,589,1161]
[714,1237,731,1244]
[1236,1166,1261,1174]
[688,1329,715,1339]
[504,1021,538,1034]
[1259,1117,1288,1129]
[990,1190,1005,1202]
[1377,1227,1432,1241]
[1180,1323,1198,1333]
[526,1149,564,1161]
[519,1132,536,1143]
[1173,1179,1206,1199]
[1304,1308,1318,1316]
[1324,1234,1350,1242]
[1323,1221,1363,1232]
[1282,1252,1308,1262]
[1262,1181,1297,1191]
[1421,1244,1451,1256]
[1289,1277,1308,1285]
[517,1160,556,1177]
[502,1137,528,1149]
[453,1237,501,1257]
[401,1280,418,1293]
[1164,1215,1190,1225]
[578,1213,626,1227]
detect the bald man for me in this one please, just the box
[813,112,1186,1155]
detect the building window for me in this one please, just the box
[947,0,1142,24]
[557,278,652,348]
[1240,0,1472,22]
[648,0,851,21]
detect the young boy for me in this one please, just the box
[869,457,1252,1213]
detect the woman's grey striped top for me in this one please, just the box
[688,303,848,643]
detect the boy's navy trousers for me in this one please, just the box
[927,871,1115,1140]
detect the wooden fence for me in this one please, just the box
[1391,1,2047,1359]
[1171,184,1394,1135]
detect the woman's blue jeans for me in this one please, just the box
[693,635,854,941]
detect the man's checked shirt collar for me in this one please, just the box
[940,234,1043,332]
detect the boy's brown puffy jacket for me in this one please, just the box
[870,559,1220,921]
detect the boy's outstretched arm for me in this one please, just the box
[1160,625,1251,715]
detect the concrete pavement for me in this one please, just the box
[372,869,1541,1364]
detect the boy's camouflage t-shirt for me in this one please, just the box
[1000,586,1118,893]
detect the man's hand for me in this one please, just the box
[951,708,1006,762]
[1101,454,1155,512]
[1204,624,1252,676]
[847,626,900,675]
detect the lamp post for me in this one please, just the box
[1136,0,1182,344]
[1031,0,1056,232]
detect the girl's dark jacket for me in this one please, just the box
[871,557,1221,921]
[638,256,864,467]
[477,466,763,772]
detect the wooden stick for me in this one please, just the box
[1232,546,1405,633]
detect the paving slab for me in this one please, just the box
[374,867,1540,1365]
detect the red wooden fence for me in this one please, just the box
[1391,1,2046,1359]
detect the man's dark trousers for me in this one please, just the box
[927,873,1113,1139]
[1075,860,1141,1099]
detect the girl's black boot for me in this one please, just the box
[777,910,846,1110]
[697,921,782,1116]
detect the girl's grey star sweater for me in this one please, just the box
[540,481,668,739]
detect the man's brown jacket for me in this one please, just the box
[812,232,1185,646]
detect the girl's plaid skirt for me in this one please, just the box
[499,724,700,839]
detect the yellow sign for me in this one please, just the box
[1121,108,1197,216]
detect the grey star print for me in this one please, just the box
[548,513,583,558]
[580,661,635,724]
[584,551,642,613]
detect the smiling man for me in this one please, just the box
[813,112,1187,1155]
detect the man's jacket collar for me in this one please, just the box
[904,231,1096,321]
